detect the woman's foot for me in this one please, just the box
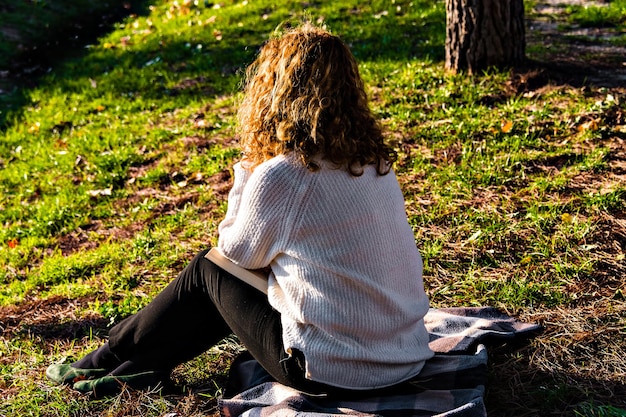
[46,342,121,386]
[47,344,170,397]
[45,363,108,385]
[71,369,169,398]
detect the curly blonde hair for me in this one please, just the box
[236,23,396,176]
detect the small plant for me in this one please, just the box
[1,0,625,416]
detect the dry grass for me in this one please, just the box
[1,0,625,416]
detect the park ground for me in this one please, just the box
[0,1,625,416]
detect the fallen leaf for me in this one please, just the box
[500,120,513,133]
[54,139,68,149]
[194,119,208,128]
[28,122,40,133]
[561,213,573,224]
[467,230,482,242]
[87,188,112,197]
[578,120,598,132]
[520,255,532,265]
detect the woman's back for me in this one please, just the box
[218,154,433,389]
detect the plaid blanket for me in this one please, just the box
[219,307,542,417]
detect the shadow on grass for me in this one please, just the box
[510,59,626,92]
[0,3,449,130]
[486,343,626,416]
[14,27,447,103]
[0,295,110,342]
[0,0,155,128]
[17,317,110,342]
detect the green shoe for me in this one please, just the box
[46,363,108,385]
[72,371,166,398]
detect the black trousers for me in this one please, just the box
[106,249,322,393]
[102,249,422,398]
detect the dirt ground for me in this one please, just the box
[1,1,625,416]
[525,0,626,87]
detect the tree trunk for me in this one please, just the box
[445,0,526,74]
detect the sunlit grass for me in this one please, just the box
[1,0,625,416]
[565,0,626,28]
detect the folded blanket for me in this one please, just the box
[219,307,542,417]
[424,307,542,353]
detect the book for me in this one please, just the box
[204,247,269,294]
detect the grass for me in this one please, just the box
[1,0,625,416]
[565,0,626,29]
[0,0,150,116]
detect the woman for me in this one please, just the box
[46,22,434,397]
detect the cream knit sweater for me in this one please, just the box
[218,154,433,389]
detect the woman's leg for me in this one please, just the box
[101,248,294,383]
[106,248,333,393]
[106,249,233,373]
[53,248,324,394]
[201,257,288,382]
[48,249,233,388]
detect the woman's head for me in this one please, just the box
[237,22,396,175]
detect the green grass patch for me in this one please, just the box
[1,0,625,416]
[565,0,626,28]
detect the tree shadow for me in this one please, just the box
[485,339,626,416]
[344,17,445,63]
[518,1,626,91]
[0,0,155,128]
[508,58,626,94]
[0,295,110,342]
[0,3,451,130]
[42,38,257,101]
[16,316,110,342]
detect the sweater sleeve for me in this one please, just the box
[217,158,305,270]
[218,162,253,235]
